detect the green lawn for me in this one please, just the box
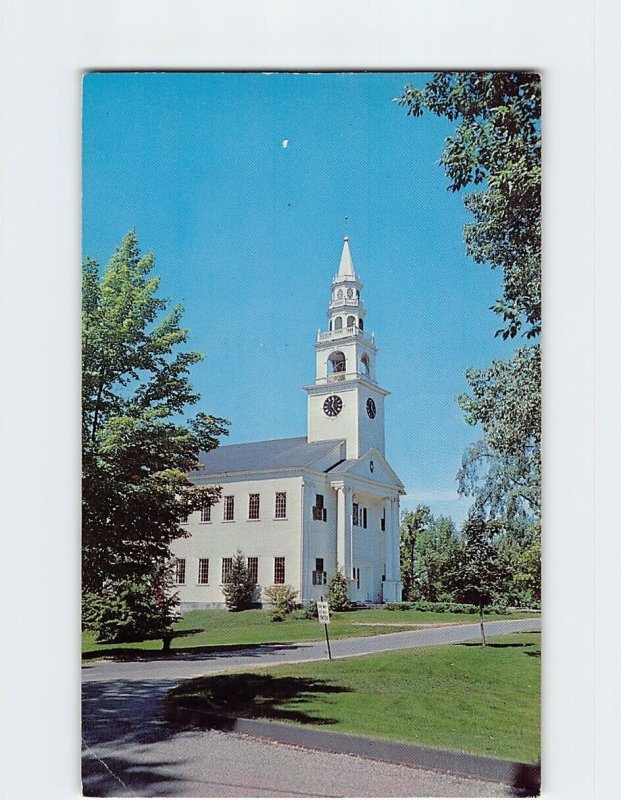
[82,607,537,659]
[168,632,541,763]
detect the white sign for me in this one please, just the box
[317,601,330,624]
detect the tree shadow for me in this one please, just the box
[456,642,536,649]
[82,640,306,663]
[167,672,353,726]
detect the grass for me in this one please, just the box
[82,607,537,660]
[168,631,541,764]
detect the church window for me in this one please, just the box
[362,507,368,529]
[328,351,346,373]
[275,492,287,519]
[347,315,356,328]
[329,320,332,331]
[352,502,359,526]
[179,512,189,524]
[359,317,364,330]
[174,558,186,585]
[361,353,370,375]
[200,505,211,523]
[313,558,327,585]
[313,493,327,521]
[354,567,361,589]
[198,559,209,584]
[221,557,233,583]
[248,493,260,520]
[381,510,386,531]
[274,556,286,584]
[223,496,234,521]
[248,557,259,585]
[334,316,343,330]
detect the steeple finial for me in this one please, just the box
[338,236,355,278]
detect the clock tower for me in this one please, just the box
[305,237,389,459]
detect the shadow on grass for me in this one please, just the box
[167,673,353,726]
[456,642,536,649]
[82,640,307,663]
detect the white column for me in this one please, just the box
[382,495,403,602]
[333,482,352,579]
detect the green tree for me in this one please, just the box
[399,506,432,601]
[326,567,352,611]
[222,550,257,611]
[457,345,541,522]
[412,515,460,602]
[450,516,510,645]
[400,73,541,532]
[399,72,541,340]
[82,231,229,643]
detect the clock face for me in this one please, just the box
[366,398,377,419]
[323,395,343,417]
[347,287,354,299]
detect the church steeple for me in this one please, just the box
[304,237,389,458]
[337,236,355,277]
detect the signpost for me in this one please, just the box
[317,598,332,660]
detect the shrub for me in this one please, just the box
[82,569,180,644]
[264,584,298,621]
[222,550,256,611]
[326,567,352,611]
[302,599,319,619]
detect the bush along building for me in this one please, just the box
[171,237,404,609]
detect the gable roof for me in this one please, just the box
[192,436,346,479]
[326,447,406,492]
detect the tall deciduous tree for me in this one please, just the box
[399,506,431,601]
[399,72,541,529]
[450,516,510,645]
[82,231,229,642]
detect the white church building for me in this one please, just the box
[171,237,404,609]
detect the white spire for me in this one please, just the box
[337,236,356,277]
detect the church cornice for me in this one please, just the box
[303,377,390,397]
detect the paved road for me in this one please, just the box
[82,618,540,797]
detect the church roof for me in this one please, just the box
[192,436,346,478]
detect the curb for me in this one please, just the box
[166,702,540,795]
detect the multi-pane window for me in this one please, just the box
[200,505,211,523]
[247,557,259,585]
[380,510,386,532]
[312,557,327,586]
[362,507,368,529]
[248,494,260,520]
[198,558,209,584]
[274,556,286,584]
[174,558,186,584]
[221,557,233,583]
[275,492,287,519]
[312,494,327,522]
[223,495,235,521]
[353,567,361,589]
[352,502,359,526]
[179,512,189,524]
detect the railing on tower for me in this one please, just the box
[317,326,375,344]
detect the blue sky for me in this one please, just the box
[83,72,516,525]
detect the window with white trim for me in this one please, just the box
[275,492,287,519]
[247,557,258,585]
[179,512,189,524]
[221,557,233,583]
[248,493,260,520]
[174,558,186,584]
[352,502,359,526]
[223,495,235,521]
[198,558,209,584]
[200,505,211,523]
[274,557,286,584]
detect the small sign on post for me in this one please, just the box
[317,598,332,660]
